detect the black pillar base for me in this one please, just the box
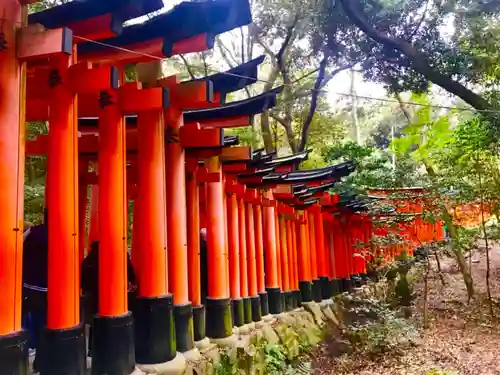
[312,278,322,302]
[133,295,176,364]
[231,299,244,327]
[320,276,330,300]
[352,274,363,288]
[174,303,194,352]
[39,324,86,375]
[341,278,353,292]
[266,287,282,314]
[0,330,28,375]
[206,297,232,339]
[243,297,252,324]
[91,313,135,375]
[367,270,378,282]
[193,305,206,342]
[292,290,301,308]
[330,279,342,296]
[299,281,312,303]
[283,291,294,311]
[362,273,371,282]
[250,296,262,322]
[259,292,269,316]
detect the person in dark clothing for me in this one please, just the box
[22,208,49,372]
[81,241,137,356]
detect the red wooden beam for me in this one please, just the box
[18,27,72,61]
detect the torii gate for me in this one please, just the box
[1,0,255,373]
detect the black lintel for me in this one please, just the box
[190,55,265,95]
[78,0,252,56]
[183,87,282,123]
[29,0,163,31]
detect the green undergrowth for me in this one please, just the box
[212,329,317,375]
[208,309,325,375]
[338,292,419,357]
[203,260,425,375]
[213,343,313,375]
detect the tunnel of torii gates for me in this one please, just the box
[0,0,445,374]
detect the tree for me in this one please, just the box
[315,0,500,118]
[174,0,353,154]
[391,93,478,299]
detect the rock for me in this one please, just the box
[302,302,326,327]
[182,348,202,361]
[260,323,280,345]
[273,323,301,359]
[138,352,187,375]
[194,337,213,351]
[321,304,342,328]
[210,335,240,349]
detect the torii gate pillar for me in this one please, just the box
[0,1,28,373]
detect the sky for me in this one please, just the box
[326,70,387,107]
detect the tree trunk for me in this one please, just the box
[478,163,493,316]
[442,210,475,301]
[425,163,475,300]
[260,109,275,153]
[423,250,430,329]
[433,249,446,286]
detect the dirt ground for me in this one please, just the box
[312,243,500,375]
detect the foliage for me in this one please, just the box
[323,141,423,193]
[341,292,419,358]
[317,0,500,119]
[212,329,314,375]
[168,0,354,154]
[24,184,45,225]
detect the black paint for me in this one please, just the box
[299,281,312,303]
[0,330,28,375]
[40,324,86,375]
[174,303,194,352]
[133,295,176,364]
[231,298,244,327]
[206,297,232,339]
[193,305,206,342]
[266,287,282,314]
[259,292,269,316]
[250,296,262,322]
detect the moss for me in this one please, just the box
[222,305,234,337]
[186,305,327,375]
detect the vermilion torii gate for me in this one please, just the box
[0,0,444,374]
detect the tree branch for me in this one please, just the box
[407,0,430,41]
[396,93,413,123]
[259,18,298,153]
[201,52,209,77]
[260,68,280,152]
[216,38,239,68]
[339,0,494,113]
[179,55,197,80]
[297,59,351,152]
[260,110,276,153]
[240,27,246,63]
[269,112,287,126]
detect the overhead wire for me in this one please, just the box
[73,34,498,115]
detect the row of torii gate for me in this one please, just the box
[0,0,443,374]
